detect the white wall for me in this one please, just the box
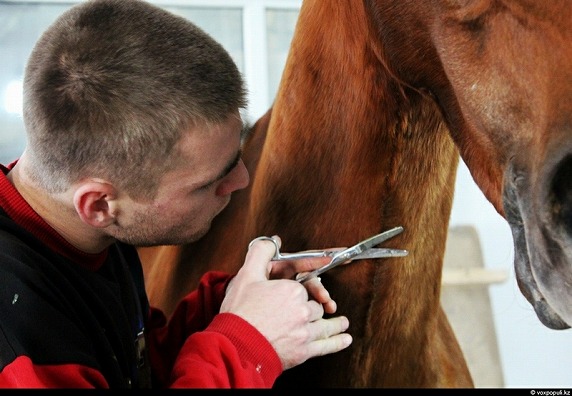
[450,161,572,388]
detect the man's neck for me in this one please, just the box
[7,157,112,254]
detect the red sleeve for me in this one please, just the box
[0,356,108,388]
[146,271,283,388]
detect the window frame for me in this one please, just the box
[0,0,302,122]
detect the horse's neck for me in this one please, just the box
[248,0,459,273]
[245,2,462,387]
[257,96,461,387]
[250,92,459,313]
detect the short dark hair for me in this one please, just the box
[23,0,247,198]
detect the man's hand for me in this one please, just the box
[266,235,346,314]
[220,237,352,370]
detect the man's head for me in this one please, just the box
[18,0,250,248]
[23,0,247,199]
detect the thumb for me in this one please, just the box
[241,235,281,281]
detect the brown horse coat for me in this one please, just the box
[141,0,572,388]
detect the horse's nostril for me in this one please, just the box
[550,154,572,235]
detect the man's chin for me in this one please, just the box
[128,228,207,247]
[182,220,213,244]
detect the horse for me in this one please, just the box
[139,0,572,388]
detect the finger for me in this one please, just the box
[307,316,352,356]
[308,332,353,358]
[307,299,325,322]
[291,255,334,274]
[303,276,338,314]
[270,255,332,280]
[310,315,349,339]
[278,246,348,278]
[270,235,282,248]
[242,235,281,281]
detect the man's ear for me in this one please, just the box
[73,180,119,228]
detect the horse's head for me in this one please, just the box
[366,0,572,329]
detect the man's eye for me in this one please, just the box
[196,182,215,192]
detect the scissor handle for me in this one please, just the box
[249,227,407,283]
[248,236,327,261]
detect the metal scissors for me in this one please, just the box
[248,226,408,283]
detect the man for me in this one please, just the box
[0,0,352,388]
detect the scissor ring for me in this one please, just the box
[248,236,281,260]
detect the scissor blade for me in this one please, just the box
[296,226,407,283]
[296,247,406,283]
[349,247,408,260]
[352,226,404,254]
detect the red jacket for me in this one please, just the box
[0,161,282,388]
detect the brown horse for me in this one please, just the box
[139,0,572,388]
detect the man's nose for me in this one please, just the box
[215,159,249,196]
